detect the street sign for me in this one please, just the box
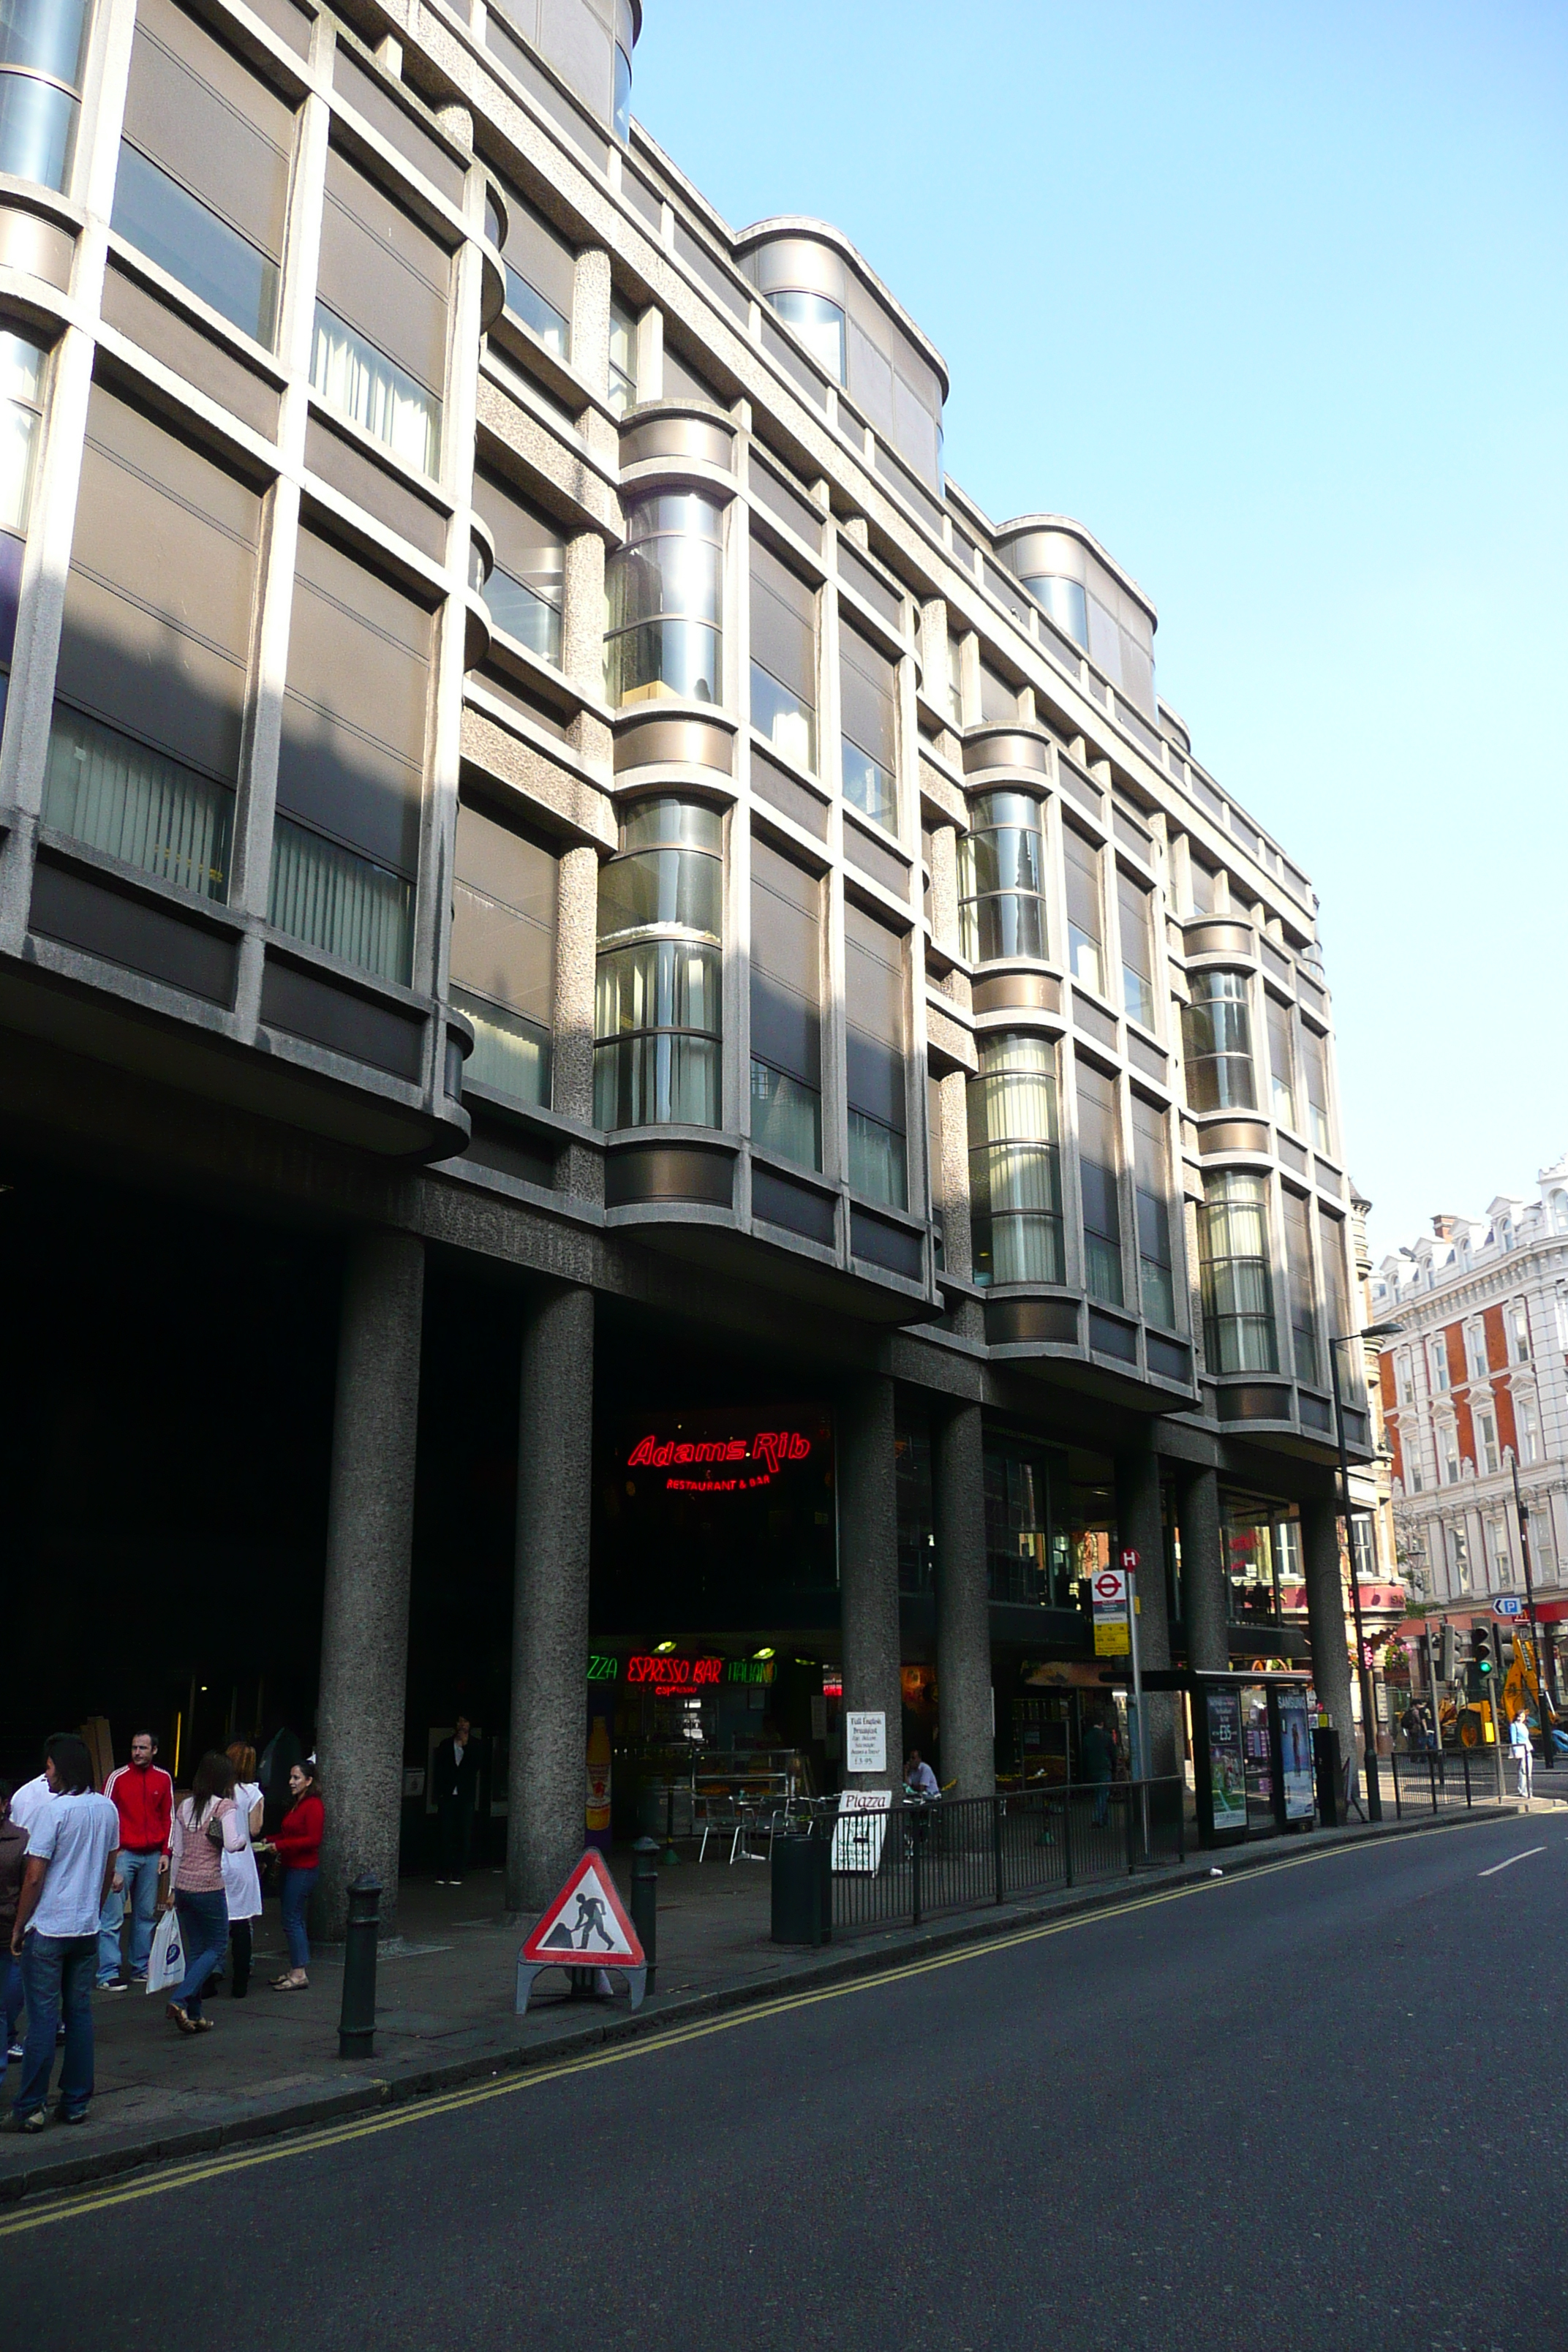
[515,1850,647,2015]
[1119,1547,1140,1572]
[1493,1596,1524,1618]
[1093,1567,1131,1657]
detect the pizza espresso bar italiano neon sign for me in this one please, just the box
[626,1428,815,1494]
[587,1654,777,1689]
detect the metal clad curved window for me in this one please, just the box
[612,42,630,143]
[766,289,845,384]
[1199,1171,1278,1373]
[0,0,88,192]
[1020,573,1088,650]
[605,492,723,708]
[967,1033,1062,1285]
[594,799,722,1128]
[1182,969,1255,1111]
[959,791,1046,963]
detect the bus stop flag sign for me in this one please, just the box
[516,1850,647,2016]
[1093,1567,1131,1657]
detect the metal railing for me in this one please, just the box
[1379,1747,1495,1817]
[783,1780,1188,1940]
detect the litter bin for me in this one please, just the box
[635,1780,665,1842]
[1313,1726,1341,1828]
[771,1828,831,1945]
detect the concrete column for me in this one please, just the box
[1176,1463,1228,1673]
[508,1282,595,1916]
[1301,1490,1355,1773]
[932,1403,993,1797]
[552,840,603,1202]
[1115,1440,1177,1779]
[315,1230,425,1940]
[837,1373,902,1791]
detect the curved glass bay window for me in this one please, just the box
[968,1034,1063,1284]
[1019,573,1088,650]
[0,327,45,732]
[1198,1171,1278,1373]
[959,792,1047,962]
[594,799,723,1128]
[766,289,845,383]
[0,0,88,192]
[1182,969,1255,1111]
[605,493,724,707]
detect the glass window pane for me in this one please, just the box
[0,72,78,192]
[310,303,440,474]
[766,288,845,382]
[1021,573,1088,649]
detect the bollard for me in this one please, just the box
[337,1873,380,2059]
[630,1836,658,1991]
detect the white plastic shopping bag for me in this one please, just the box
[146,1909,184,1995]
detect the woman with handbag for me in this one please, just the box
[271,1760,323,1991]
[162,1754,244,2035]
[222,1743,265,1999]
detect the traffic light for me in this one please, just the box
[1467,1626,1493,1699]
[1439,1624,1456,1682]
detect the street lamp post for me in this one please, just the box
[1509,1449,1553,1773]
[1330,1322,1403,1825]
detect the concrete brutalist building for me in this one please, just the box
[0,0,1373,1923]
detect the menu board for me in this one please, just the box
[1278,1690,1316,1820]
[1206,1689,1247,1834]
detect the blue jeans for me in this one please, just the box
[1090,1780,1110,1827]
[104,1850,163,1980]
[15,1931,95,2119]
[4,1954,23,2048]
[172,1890,229,2018]
[280,1868,317,1972]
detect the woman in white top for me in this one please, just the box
[222,1741,265,1999]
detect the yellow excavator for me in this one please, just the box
[1502,1629,1563,1749]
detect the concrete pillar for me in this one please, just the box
[1176,1463,1228,1673]
[1301,1490,1354,1774]
[1115,1439,1177,1779]
[508,1281,595,1916]
[315,1230,425,1940]
[932,1403,993,1797]
[837,1372,902,1791]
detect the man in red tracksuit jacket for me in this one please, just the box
[99,1735,173,1987]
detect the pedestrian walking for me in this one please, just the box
[98,1730,173,1990]
[1,1793,28,2065]
[271,1760,323,1991]
[4,1735,118,2133]
[162,1754,244,2035]
[1509,1705,1535,1800]
[431,1716,480,1886]
[222,1743,265,1999]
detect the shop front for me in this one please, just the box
[590,1401,842,1825]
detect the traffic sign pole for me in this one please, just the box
[1127,1567,1149,1862]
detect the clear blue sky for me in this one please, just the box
[633,1,1567,1257]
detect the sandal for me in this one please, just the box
[165,2002,197,2036]
[271,1973,309,1991]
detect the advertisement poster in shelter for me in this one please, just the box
[1278,1689,1315,1820]
[1206,1689,1246,1833]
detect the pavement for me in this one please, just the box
[0,1790,1550,2212]
[7,1803,1566,2350]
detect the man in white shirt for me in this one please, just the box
[5,1736,118,2133]
[904,1750,941,1800]
[8,1768,53,1842]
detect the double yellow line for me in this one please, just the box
[0,1818,1486,2238]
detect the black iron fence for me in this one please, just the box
[780,1779,1188,1940]
[1379,1746,1501,1817]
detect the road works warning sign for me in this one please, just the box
[519,1852,645,1968]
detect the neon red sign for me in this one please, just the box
[627,1431,813,1473]
[626,1654,723,1689]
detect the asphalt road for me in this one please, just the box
[7,1814,1565,2352]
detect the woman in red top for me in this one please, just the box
[271,1760,323,1991]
